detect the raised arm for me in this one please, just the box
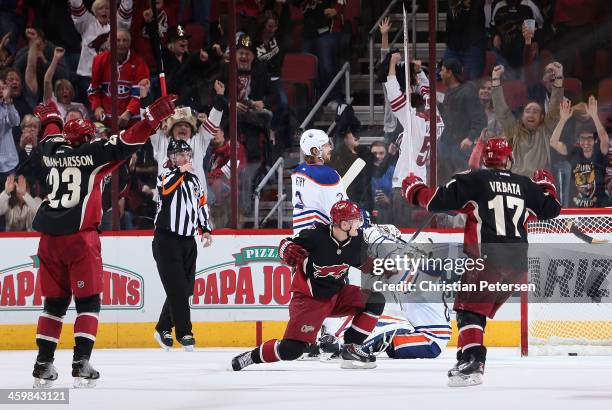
[544,62,564,131]
[24,29,42,96]
[43,47,65,102]
[491,65,515,130]
[586,95,610,155]
[549,99,572,156]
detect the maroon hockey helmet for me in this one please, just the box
[330,200,362,226]
[63,119,96,146]
[483,137,513,168]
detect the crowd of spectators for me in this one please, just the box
[0,0,610,232]
[0,0,353,231]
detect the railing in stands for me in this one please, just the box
[368,0,417,125]
[253,157,284,229]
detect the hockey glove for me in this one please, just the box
[143,94,177,129]
[34,100,63,131]
[402,174,427,205]
[533,169,558,199]
[278,239,309,267]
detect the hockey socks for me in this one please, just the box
[73,295,100,360]
[250,339,308,364]
[344,291,385,345]
[36,298,70,362]
[456,310,486,353]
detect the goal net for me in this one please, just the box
[524,209,612,356]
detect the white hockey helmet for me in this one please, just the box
[299,129,330,157]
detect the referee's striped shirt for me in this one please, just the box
[154,167,212,236]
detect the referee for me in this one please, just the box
[152,139,212,351]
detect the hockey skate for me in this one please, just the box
[32,360,58,388]
[179,335,195,352]
[340,344,377,369]
[154,330,173,351]
[447,346,486,387]
[299,343,320,361]
[318,333,341,363]
[231,351,255,371]
[72,359,100,388]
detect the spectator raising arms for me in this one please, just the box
[70,0,133,104]
[491,63,563,177]
[0,174,42,232]
[550,97,610,207]
[0,78,20,183]
[43,47,88,121]
[88,29,149,129]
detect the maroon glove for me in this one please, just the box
[533,169,558,199]
[278,238,309,267]
[34,100,63,130]
[143,94,177,128]
[402,174,427,205]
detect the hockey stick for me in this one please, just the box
[150,0,167,96]
[341,157,366,191]
[566,220,608,244]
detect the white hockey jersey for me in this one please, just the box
[150,107,222,195]
[385,74,444,188]
[291,163,346,233]
[70,0,133,77]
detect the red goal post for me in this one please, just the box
[522,208,612,356]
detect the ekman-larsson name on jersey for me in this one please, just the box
[43,155,95,168]
[489,181,522,196]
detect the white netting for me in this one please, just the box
[526,210,612,355]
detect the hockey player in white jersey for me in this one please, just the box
[354,226,451,359]
[292,129,348,357]
[292,129,346,232]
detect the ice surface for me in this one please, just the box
[2,348,612,410]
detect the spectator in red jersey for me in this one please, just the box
[88,29,150,129]
[69,0,134,106]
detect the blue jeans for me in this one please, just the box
[303,32,341,103]
[443,46,485,81]
[492,50,521,80]
[437,139,470,183]
[270,79,288,131]
[552,160,572,208]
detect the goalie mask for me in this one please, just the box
[483,137,513,169]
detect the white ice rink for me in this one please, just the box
[1,348,611,410]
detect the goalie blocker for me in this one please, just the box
[403,138,562,387]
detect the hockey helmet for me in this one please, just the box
[330,200,363,226]
[483,137,513,169]
[300,129,331,157]
[63,119,96,146]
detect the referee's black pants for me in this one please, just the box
[152,229,197,340]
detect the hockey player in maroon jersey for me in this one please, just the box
[232,200,385,371]
[31,95,176,388]
[402,137,561,387]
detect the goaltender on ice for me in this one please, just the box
[402,136,561,387]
